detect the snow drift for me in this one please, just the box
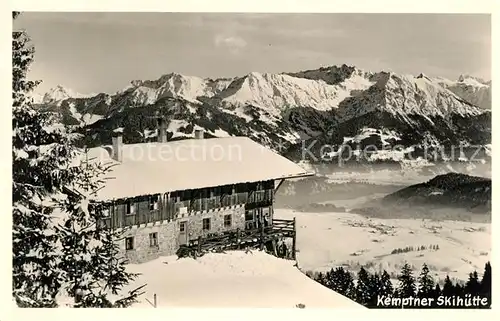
[122,251,363,308]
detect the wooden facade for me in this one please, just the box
[102,179,277,263]
[102,180,274,229]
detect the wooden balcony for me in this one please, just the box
[180,218,297,259]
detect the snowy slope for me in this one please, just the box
[434,75,491,110]
[220,71,374,116]
[276,209,490,283]
[283,70,491,163]
[127,73,230,105]
[67,102,103,126]
[337,72,484,122]
[42,85,95,105]
[122,251,362,308]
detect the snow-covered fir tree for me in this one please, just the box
[396,263,416,298]
[355,267,372,305]
[54,154,145,307]
[12,12,143,307]
[379,270,394,297]
[417,263,435,298]
[465,270,481,296]
[442,275,455,296]
[367,273,382,305]
[480,262,491,298]
[433,283,442,298]
[479,262,492,307]
[12,11,76,307]
[328,267,356,300]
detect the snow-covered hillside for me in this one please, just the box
[120,251,362,308]
[220,70,374,116]
[127,73,233,105]
[276,209,490,283]
[41,85,95,106]
[337,72,484,122]
[435,75,491,110]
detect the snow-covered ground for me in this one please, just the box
[324,169,434,186]
[275,209,491,283]
[318,193,388,211]
[123,251,362,308]
[323,163,491,186]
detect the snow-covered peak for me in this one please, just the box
[220,69,375,116]
[336,72,485,123]
[457,74,489,87]
[127,72,232,105]
[416,72,433,81]
[434,74,491,109]
[386,73,484,117]
[287,64,373,86]
[41,85,94,105]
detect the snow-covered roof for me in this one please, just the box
[84,137,313,201]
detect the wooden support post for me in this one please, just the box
[146,293,158,308]
[259,222,264,250]
[236,228,241,249]
[272,239,278,256]
[122,202,126,228]
[292,217,297,260]
[273,179,285,195]
[197,236,202,253]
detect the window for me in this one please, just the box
[202,218,211,231]
[200,189,208,211]
[224,214,232,227]
[126,200,135,215]
[248,191,255,203]
[237,192,248,204]
[193,199,201,212]
[245,210,254,222]
[255,191,263,202]
[125,237,134,251]
[179,221,187,232]
[207,197,216,210]
[149,232,158,247]
[265,189,273,201]
[149,195,159,211]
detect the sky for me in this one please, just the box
[13,12,491,95]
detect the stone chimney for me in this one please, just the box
[111,128,123,162]
[156,114,168,143]
[194,129,204,140]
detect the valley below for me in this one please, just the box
[275,209,490,285]
[274,167,491,284]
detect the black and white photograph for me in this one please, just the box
[11,7,492,310]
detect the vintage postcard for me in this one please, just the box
[10,7,492,312]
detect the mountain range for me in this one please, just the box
[33,64,491,165]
